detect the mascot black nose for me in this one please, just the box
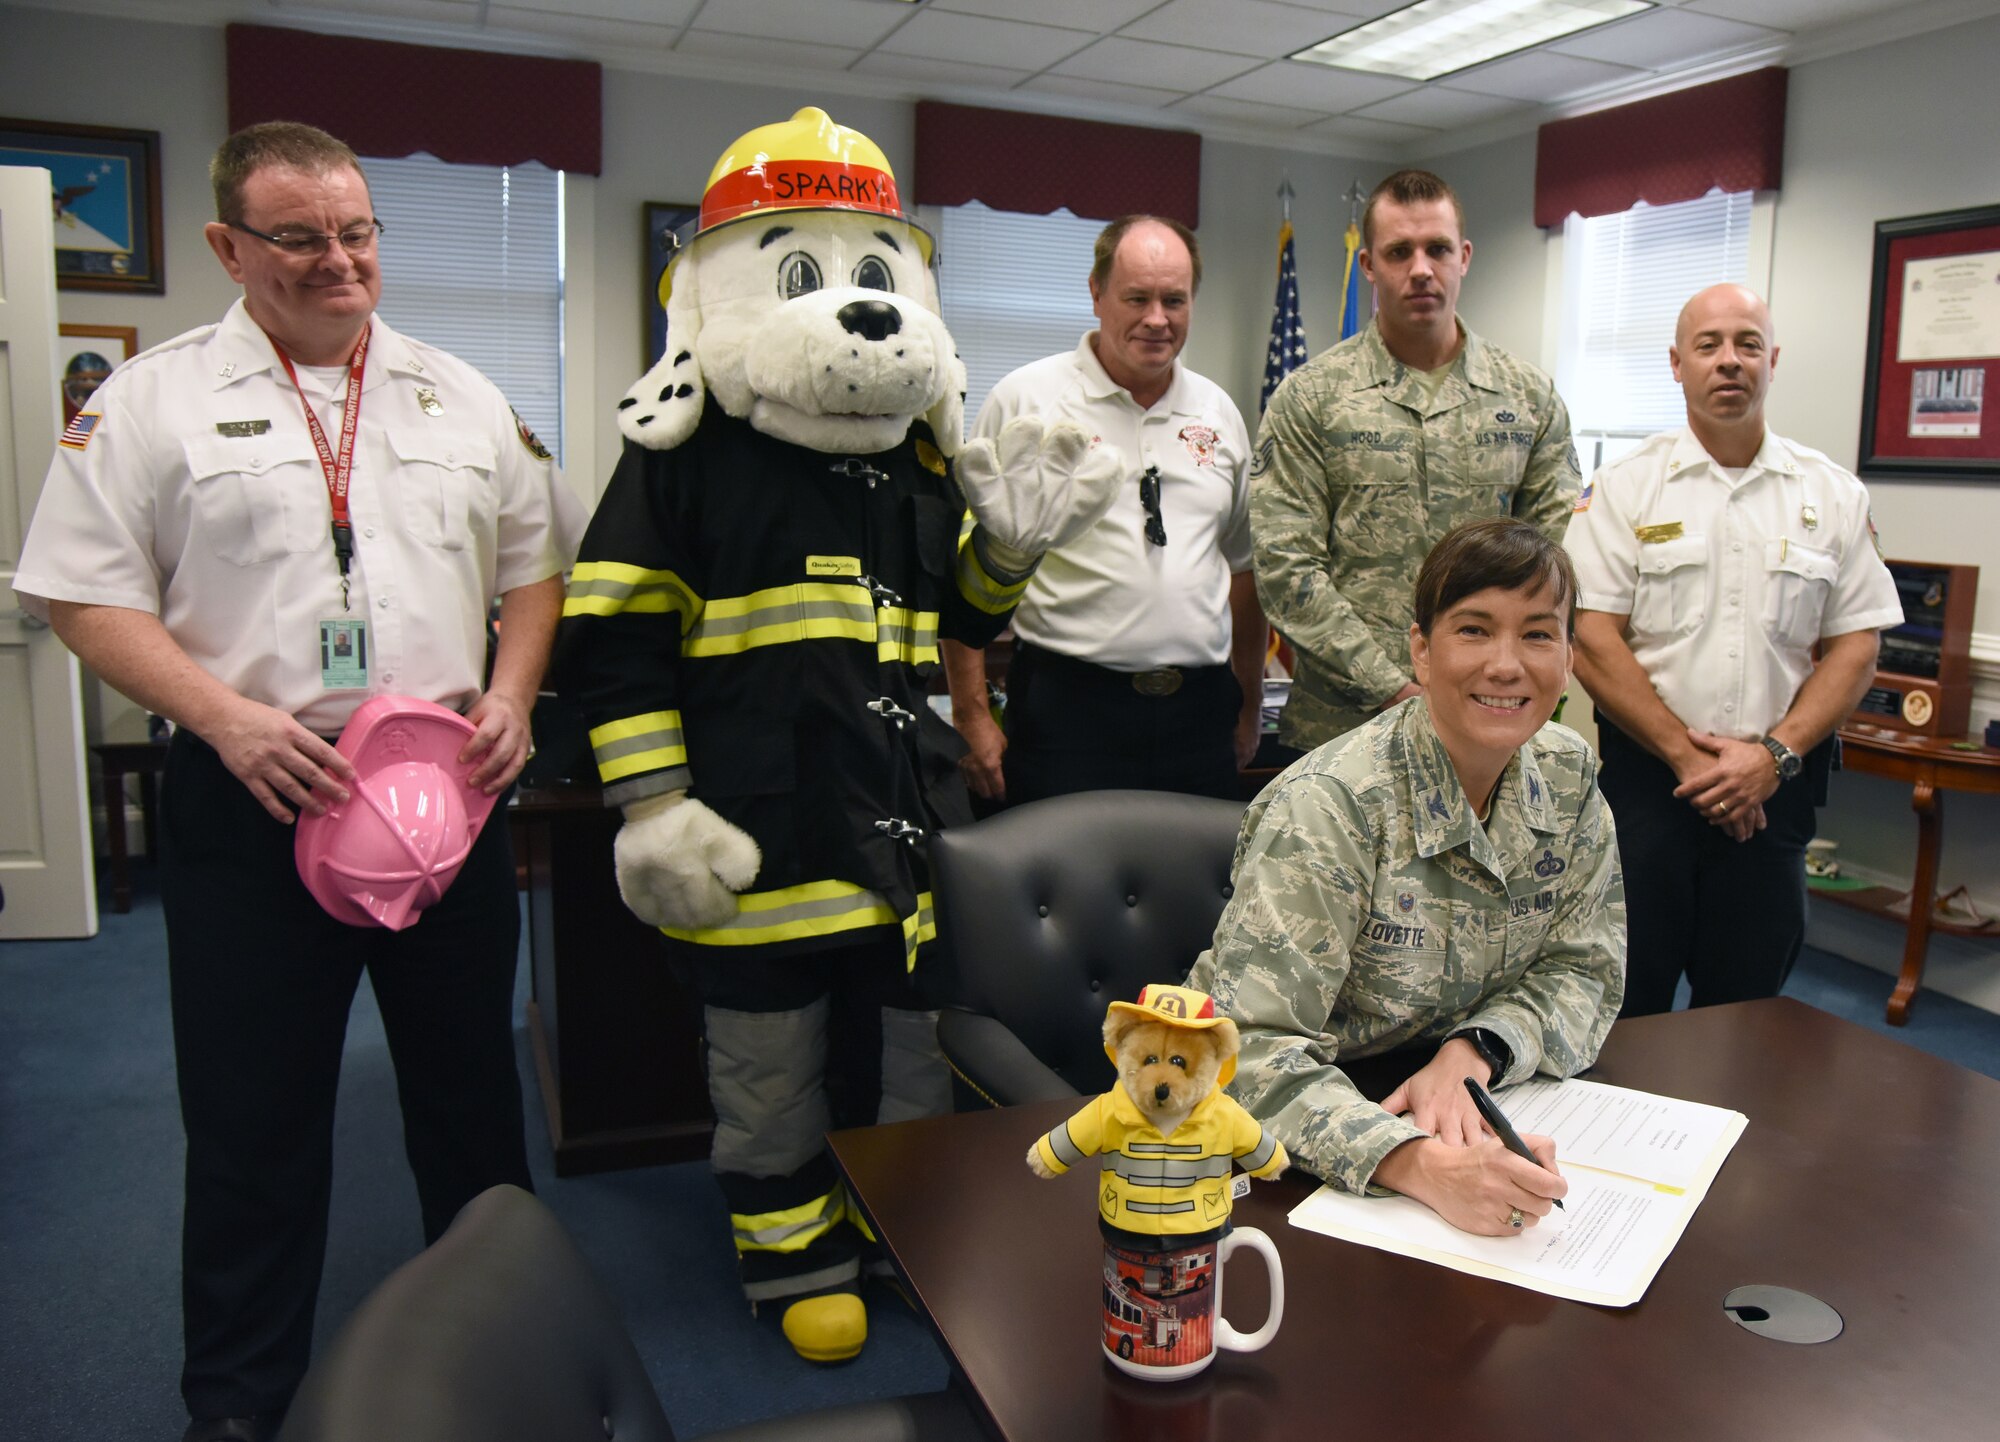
[837,299,902,342]
[1154,1083,1171,1104]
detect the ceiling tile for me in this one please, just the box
[1551,8,1780,68]
[1679,0,1899,30]
[687,0,910,48]
[851,51,1036,90]
[1049,36,1266,89]
[879,10,1097,69]
[1122,0,1353,59]
[1302,112,1443,146]
[1205,59,1417,111]
[676,29,865,72]
[317,0,480,23]
[931,0,1159,27]
[1017,73,1189,108]
[1169,93,1328,128]
[1271,0,1413,16]
[487,5,678,47]
[1446,49,1644,100]
[1355,85,1531,128]
[496,0,696,23]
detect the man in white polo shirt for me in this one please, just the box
[943,214,1266,803]
[1565,283,1900,1016]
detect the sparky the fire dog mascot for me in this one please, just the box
[555,108,1120,1362]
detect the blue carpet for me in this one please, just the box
[3,862,1994,1438]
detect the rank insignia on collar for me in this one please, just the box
[215,419,271,437]
[513,408,552,460]
[416,387,444,416]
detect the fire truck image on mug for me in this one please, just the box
[1102,1232,1217,1369]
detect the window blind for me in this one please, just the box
[1565,188,1752,437]
[936,202,1102,428]
[358,153,564,464]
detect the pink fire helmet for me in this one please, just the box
[294,696,499,931]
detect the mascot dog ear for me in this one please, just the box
[918,266,967,459]
[617,245,706,452]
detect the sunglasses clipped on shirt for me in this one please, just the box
[1139,465,1167,547]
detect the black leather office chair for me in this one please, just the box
[277,1185,979,1442]
[927,789,1246,1108]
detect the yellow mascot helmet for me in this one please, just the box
[693,106,934,264]
[1105,984,1240,1087]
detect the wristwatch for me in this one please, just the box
[1458,1028,1512,1082]
[1760,735,1803,781]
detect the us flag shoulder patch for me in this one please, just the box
[60,412,101,451]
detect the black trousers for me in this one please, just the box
[160,730,531,1419]
[1596,718,1824,1018]
[1002,640,1244,804]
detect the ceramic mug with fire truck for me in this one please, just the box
[1101,1223,1284,1380]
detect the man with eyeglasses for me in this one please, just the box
[1253,170,1580,752]
[14,121,585,1441]
[944,214,1266,804]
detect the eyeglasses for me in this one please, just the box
[230,219,385,257]
[1139,466,1168,547]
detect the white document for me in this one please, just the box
[1286,1077,1746,1307]
[1897,251,2000,362]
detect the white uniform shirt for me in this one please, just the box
[14,299,588,735]
[1563,426,1901,738]
[974,333,1252,670]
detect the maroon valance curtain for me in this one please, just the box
[226,23,602,175]
[914,101,1200,228]
[1534,67,1786,228]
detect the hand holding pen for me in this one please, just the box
[1465,1075,1566,1223]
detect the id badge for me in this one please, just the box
[319,617,369,690]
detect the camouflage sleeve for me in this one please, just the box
[1464,766,1626,1085]
[1195,773,1426,1195]
[1250,379,1409,709]
[1513,377,1581,542]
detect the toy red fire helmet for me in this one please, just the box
[1104,984,1240,1086]
[294,696,498,930]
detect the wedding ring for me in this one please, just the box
[1507,1207,1524,1230]
[1715,800,1730,815]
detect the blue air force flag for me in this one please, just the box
[1260,220,1308,414]
[1336,221,1367,342]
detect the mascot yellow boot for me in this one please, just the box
[556,108,1122,1363]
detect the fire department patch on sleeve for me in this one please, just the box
[513,409,552,461]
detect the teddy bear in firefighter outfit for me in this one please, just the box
[555,107,1121,1363]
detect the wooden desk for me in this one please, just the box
[1828,725,2000,1024]
[509,784,711,1175]
[91,740,168,913]
[831,1000,2000,1442]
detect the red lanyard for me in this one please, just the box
[269,326,370,611]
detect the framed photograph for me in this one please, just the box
[57,323,137,427]
[0,118,164,295]
[1858,204,2000,480]
[644,201,698,368]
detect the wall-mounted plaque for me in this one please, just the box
[1852,560,1978,736]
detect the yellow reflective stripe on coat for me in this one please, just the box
[563,561,703,632]
[956,540,1032,616]
[876,605,939,666]
[684,582,875,656]
[731,1189,843,1254]
[663,882,937,972]
[589,710,687,782]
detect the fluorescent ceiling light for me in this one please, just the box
[1294,0,1652,83]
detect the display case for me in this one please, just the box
[1851,560,1978,737]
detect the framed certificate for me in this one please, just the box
[1858,204,2000,481]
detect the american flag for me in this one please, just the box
[1260,220,1308,415]
[59,411,101,451]
[1336,221,1367,341]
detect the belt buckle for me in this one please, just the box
[1131,667,1182,697]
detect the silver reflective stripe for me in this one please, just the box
[593,722,683,766]
[687,591,873,647]
[706,999,830,1178]
[1108,1154,1235,1188]
[735,1190,842,1247]
[741,1260,859,1303]
[878,1008,950,1124]
[1243,1132,1279,1174]
[1046,1123,1088,1171]
[1126,1140,1205,1155]
[1126,1198,1197,1214]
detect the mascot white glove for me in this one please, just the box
[957,415,1124,575]
[613,790,762,931]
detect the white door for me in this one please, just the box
[0,164,97,938]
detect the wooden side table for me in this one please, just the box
[1823,724,2000,1023]
[91,740,169,913]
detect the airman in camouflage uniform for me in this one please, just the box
[1187,696,1624,1197]
[1252,168,1581,751]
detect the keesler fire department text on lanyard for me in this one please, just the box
[270,325,373,691]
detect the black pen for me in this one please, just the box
[1463,1075,1564,1209]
